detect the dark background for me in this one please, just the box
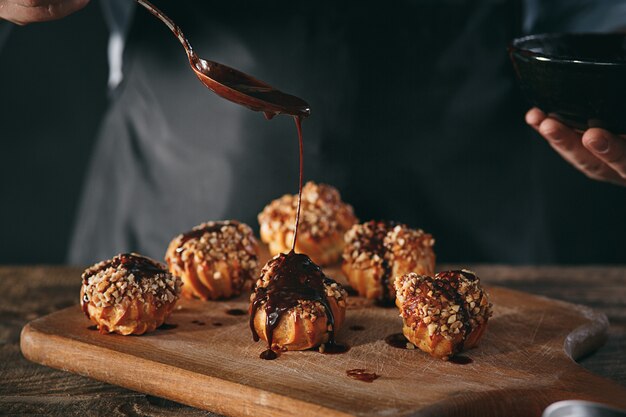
[0,2,108,264]
[1,2,625,265]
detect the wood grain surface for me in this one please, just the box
[15,260,626,417]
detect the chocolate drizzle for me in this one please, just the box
[249,114,340,360]
[361,221,396,303]
[82,253,165,285]
[432,270,477,351]
[291,117,305,251]
[249,252,341,359]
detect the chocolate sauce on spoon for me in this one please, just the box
[135,0,310,118]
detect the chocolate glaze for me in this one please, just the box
[250,252,341,359]
[346,369,380,383]
[432,270,478,351]
[175,221,238,253]
[361,221,396,302]
[385,333,411,349]
[82,253,165,284]
[225,308,247,316]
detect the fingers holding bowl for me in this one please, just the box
[526,109,624,185]
[582,129,626,186]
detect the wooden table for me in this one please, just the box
[1,265,625,416]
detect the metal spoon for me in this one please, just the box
[135,0,310,119]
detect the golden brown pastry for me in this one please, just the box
[80,253,182,335]
[249,251,348,358]
[342,221,435,303]
[258,182,358,266]
[394,270,492,359]
[165,220,259,300]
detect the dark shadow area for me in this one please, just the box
[0,2,109,264]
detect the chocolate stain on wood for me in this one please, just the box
[346,369,380,383]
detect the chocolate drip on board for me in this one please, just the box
[346,369,380,383]
[225,308,247,316]
[385,333,411,349]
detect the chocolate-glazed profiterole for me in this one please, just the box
[394,270,492,359]
[80,253,182,335]
[258,182,358,266]
[249,251,348,359]
[165,220,259,300]
[250,118,348,359]
[342,221,435,304]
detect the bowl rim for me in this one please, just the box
[509,33,626,67]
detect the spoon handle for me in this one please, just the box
[135,0,195,60]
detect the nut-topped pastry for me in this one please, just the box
[258,182,358,266]
[165,220,259,300]
[394,270,492,359]
[249,251,348,359]
[342,221,435,303]
[80,253,182,335]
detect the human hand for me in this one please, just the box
[0,0,89,25]
[526,107,626,186]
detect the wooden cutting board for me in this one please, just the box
[20,259,626,417]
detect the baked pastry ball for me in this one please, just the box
[80,253,182,335]
[258,182,357,266]
[249,252,348,352]
[394,270,492,359]
[342,221,435,303]
[165,220,259,300]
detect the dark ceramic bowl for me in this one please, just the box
[509,33,626,134]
